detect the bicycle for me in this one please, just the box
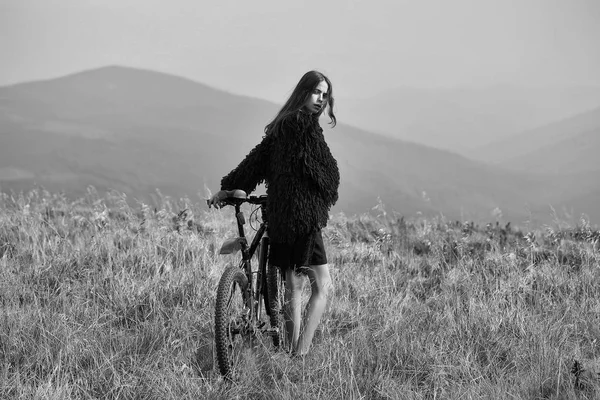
[210,189,286,378]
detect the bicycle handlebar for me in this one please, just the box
[207,189,267,208]
[246,195,268,205]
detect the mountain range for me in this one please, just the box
[0,66,598,225]
[341,85,600,157]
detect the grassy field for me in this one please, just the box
[1,187,600,399]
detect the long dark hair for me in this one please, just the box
[265,70,336,135]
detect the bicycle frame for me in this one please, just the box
[218,194,269,327]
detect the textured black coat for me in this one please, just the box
[221,110,340,244]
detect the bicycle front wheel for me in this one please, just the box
[214,265,249,378]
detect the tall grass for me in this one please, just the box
[1,188,599,399]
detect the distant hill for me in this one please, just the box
[476,106,600,173]
[0,66,277,198]
[472,108,600,223]
[340,85,600,156]
[509,128,600,175]
[0,66,596,224]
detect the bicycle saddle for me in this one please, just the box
[226,189,247,199]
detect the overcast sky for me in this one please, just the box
[2,0,600,101]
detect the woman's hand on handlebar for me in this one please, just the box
[207,190,228,209]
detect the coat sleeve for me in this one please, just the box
[220,134,270,193]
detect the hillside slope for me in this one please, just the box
[476,106,600,170]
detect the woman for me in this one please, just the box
[208,70,340,356]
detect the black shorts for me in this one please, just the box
[269,229,328,271]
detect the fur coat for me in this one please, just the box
[220,110,340,244]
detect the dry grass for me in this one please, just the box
[1,188,600,399]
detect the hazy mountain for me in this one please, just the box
[0,66,596,224]
[340,85,600,156]
[476,106,600,173]
[0,66,277,197]
[470,108,600,223]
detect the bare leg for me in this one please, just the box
[284,268,304,352]
[295,263,332,356]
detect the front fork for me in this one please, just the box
[253,235,270,322]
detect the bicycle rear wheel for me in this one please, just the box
[266,263,286,350]
[214,265,249,378]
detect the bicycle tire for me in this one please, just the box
[266,262,285,350]
[214,265,249,378]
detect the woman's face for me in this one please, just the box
[303,80,329,114]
